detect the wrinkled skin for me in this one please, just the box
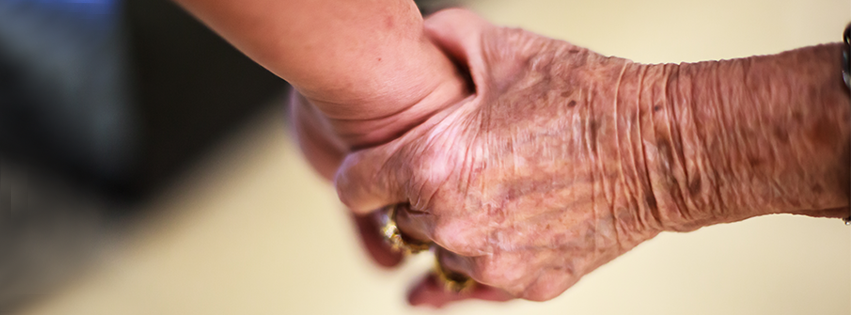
[295,8,850,307]
[334,9,661,301]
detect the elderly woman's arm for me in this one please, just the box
[630,42,850,230]
[335,9,850,306]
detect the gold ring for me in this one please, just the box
[434,256,476,294]
[379,204,431,255]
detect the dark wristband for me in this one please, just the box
[843,22,851,224]
[843,23,850,89]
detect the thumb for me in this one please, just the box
[424,8,492,96]
[407,272,514,308]
[334,142,408,215]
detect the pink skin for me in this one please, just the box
[327,9,850,306]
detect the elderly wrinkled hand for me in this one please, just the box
[335,8,851,306]
[335,9,659,302]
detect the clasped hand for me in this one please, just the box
[298,8,685,307]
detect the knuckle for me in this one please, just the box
[472,255,524,288]
[475,263,507,286]
[333,178,358,209]
[431,218,490,257]
[519,280,563,302]
[431,221,472,254]
[518,270,571,302]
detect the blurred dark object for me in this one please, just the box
[0,0,286,201]
[0,158,108,312]
[416,0,458,15]
[0,0,135,195]
[124,0,286,197]
[0,0,286,311]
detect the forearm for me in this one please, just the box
[174,0,468,147]
[637,44,851,231]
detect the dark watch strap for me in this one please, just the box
[843,23,851,225]
[843,23,850,89]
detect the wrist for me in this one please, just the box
[324,71,470,149]
[610,61,715,233]
[639,45,851,232]
[289,90,347,181]
[304,38,471,150]
[292,35,472,179]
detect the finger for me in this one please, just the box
[394,203,435,243]
[407,273,514,308]
[431,247,514,306]
[396,204,489,257]
[334,142,408,215]
[352,212,403,268]
[423,8,491,94]
[434,246,477,281]
[289,89,348,181]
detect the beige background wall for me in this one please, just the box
[17,0,851,314]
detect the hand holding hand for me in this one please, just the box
[296,5,851,307]
[336,8,664,304]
